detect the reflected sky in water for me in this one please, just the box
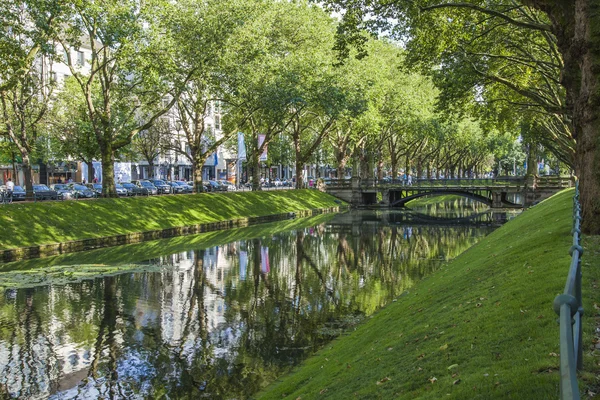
[0,203,516,399]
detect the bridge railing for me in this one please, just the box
[323,179,352,189]
[323,175,570,190]
[536,175,573,189]
[363,177,525,188]
[553,180,583,400]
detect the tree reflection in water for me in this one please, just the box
[0,206,511,399]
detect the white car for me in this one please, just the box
[219,180,237,191]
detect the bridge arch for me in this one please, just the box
[389,190,492,207]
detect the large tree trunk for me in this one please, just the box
[572,0,600,234]
[101,147,116,198]
[192,161,204,193]
[148,161,155,179]
[296,161,305,189]
[544,0,600,234]
[526,144,537,176]
[87,161,94,184]
[251,152,261,191]
[294,133,304,189]
[337,162,346,180]
[22,156,34,200]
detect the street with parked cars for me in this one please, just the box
[0,178,292,204]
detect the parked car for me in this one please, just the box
[187,181,210,192]
[121,182,148,196]
[68,183,96,198]
[86,183,103,197]
[174,181,193,193]
[167,181,186,194]
[149,179,171,194]
[10,185,26,201]
[33,184,58,200]
[51,183,74,200]
[207,180,226,192]
[132,180,158,195]
[115,183,128,196]
[218,180,237,191]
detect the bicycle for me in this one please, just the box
[0,189,12,204]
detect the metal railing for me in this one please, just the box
[553,180,583,400]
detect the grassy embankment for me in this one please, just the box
[260,189,600,399]
[0,190,342,250]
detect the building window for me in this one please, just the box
[77,51,85,66]
[214,100,221,114]
[214,115,221,131]
[51,72,57,82]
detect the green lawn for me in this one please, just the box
[259,188,600,399]
[0,190,343,250]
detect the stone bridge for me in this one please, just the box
[324,176,572,208]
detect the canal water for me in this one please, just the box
[0,200,518,399]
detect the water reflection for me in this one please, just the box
[0,207,511,399]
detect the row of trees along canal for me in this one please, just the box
[322,0,600,234]
[0,1,587,229]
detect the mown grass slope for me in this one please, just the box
[260,189,600,399]
[0,190,342,249]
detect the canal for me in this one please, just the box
[0,200,518,399]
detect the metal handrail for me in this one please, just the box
[553,179,583,400]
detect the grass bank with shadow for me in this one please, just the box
[0,190,345,260]
[259,188,600,399]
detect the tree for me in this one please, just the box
[222,0,338,190]
[1,63,55,198]
[131,119,170,180]
[48,77,100,183]
[324,0,600,233]
[0,0,66,197]
[160,0,262,193]
[57,0,190,197]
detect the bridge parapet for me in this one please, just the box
[324,175,571,207]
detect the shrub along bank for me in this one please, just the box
[0,190,343,251]
[260,189,600,399]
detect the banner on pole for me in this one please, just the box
[258,134,268,161]
[238,132,246,161]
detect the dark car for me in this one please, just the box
[208,180,226,192]
[174,181,193,193]
[86,183,103,197]
[33,184,58,200]
[149,179,171,194]
[166,181,186,194]
[51,184,74,200]
[132,180,158,195]
[115,183,128,196]
[68,183,95,198]
[187,181,210,192]
[121,182,148,196]
[10,185,26,201]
